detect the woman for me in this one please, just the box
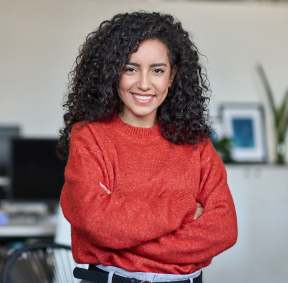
[59,12,237,283]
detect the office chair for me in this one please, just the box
[1,242,85,283]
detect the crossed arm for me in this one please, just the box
[61,147,199,250]
[129,151,238,264]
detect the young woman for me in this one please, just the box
[59,11,237,283]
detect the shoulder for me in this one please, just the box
[198,138,222,166]
[71,120,106,134]
[70,121,109,154]
[71,121,102,141]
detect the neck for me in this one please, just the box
[118,112,157,128]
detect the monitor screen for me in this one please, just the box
[8,138,66,203]
[0,126,20,176]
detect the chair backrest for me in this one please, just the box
[1,242,85,283]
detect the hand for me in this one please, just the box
[194,202,204,219]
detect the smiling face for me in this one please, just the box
[118,39,177,128]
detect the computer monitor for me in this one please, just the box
[0,126,20,176]
[8,138,66,203]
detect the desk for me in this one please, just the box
[0,214,57,238]
[0,224,56,238]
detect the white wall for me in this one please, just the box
[1,0,288,160]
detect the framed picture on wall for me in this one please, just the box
[219,104,267,163]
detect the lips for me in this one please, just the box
[131,92,155,104]
[133,94,154,100]
[132,93,155,99]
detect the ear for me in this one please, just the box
[168,65,178,87]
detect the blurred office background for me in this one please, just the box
[0,1,288,283]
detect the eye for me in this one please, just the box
[153,68,165,74]
[124,67,136,73]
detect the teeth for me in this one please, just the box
[133,94,154,100]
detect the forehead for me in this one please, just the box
[129,39,170,66]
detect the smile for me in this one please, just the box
[132,94,155,100]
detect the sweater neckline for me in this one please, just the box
[110,116,162,141]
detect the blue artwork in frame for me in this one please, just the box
[232,118,254,148]
[219,103,267,163]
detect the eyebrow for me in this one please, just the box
[127,62,167,68]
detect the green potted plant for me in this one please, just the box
[256,64,288,164]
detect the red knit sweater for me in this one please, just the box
[60,116,237,274]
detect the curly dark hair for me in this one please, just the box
[58,11,211,159]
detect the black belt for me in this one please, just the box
[73,265,202,283]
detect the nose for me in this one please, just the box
[137,71,151,91]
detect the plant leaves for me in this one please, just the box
[256,63,278,125]
[278,88,288,123]
[278,105,288,137]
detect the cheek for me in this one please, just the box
[119,75,133,93]
[156,76,170,94]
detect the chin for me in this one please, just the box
[133,110,154,118]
